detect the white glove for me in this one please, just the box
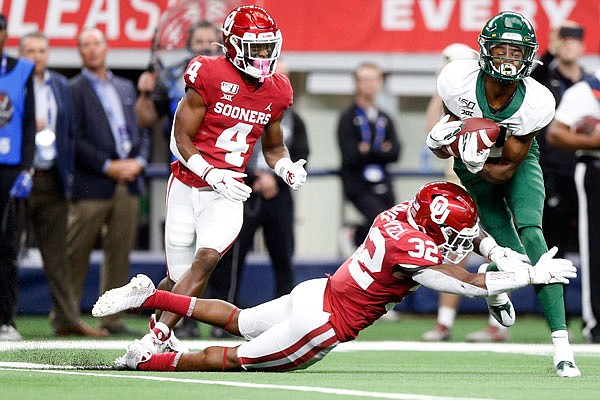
[425,114,463,150]
[275,158,307,190]
[204,168,252,202]
[496,247,577,285]
[528,247,577,285]
[458,132,489,174]
[488,246,531,265]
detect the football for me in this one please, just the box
[573,116,600,135]
[443,118,501,158]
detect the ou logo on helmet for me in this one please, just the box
[429,196,450,224]
[222,11,236,36]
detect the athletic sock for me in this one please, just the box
[437,306,457,329]
[551,330,574,367]
[138,352,180,372]
[142,290,197,318]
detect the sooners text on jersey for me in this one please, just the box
[172,56,293,188]
[325,202,443,341]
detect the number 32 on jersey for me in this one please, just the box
[348,227,439,290]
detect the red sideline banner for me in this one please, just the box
[2,0,599,54]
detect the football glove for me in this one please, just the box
[488,245,531,265]
[275,158,307,191]
[9,170,33,199]
[204,168,252,202]
[458,132,489,174]
[425,114,462,150]
[496,247,577,285]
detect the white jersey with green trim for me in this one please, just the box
[437,59,555,159]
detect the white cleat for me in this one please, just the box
[555,361,581,378]
[487,292,516,327]
[92,274,156,317]
[115,340,153,370]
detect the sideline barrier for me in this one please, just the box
[17,250,581,316]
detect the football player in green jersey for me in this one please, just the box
[426,11,580,378]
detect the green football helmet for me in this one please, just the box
[478,11,538,81]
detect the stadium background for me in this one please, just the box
[3,0,599,312]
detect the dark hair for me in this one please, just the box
[0,14,6,30]
[185,20,220,52]
[558,26,584,40]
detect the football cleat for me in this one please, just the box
[555,361,581,378]
[92,274,156,317]
[486,292,516,327]
[421,323,451,342]
[115,340,153,370]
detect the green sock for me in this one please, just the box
[520,227,566,332]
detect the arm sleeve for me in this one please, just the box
[412,268,489,297]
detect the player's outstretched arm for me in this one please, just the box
[411,247,576,297]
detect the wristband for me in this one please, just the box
[479,236,498,259]
[274,157,293,178]
[187,154,213,179]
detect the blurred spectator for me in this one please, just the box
[420,43,484,341]
[547,66,600,344]
[208,61,310,337]
[136,20,221,136]
[0,14,35,341]
[531,22,586,258]
[67,27,150,335]
[19,31,108,337]
[337,62,401,247]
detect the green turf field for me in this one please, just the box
[1,314,598,400]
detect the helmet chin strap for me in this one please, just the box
[253,59,270,83]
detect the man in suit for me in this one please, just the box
[68,27,150,335]
[19,31,108,337]
[0,13,35,341]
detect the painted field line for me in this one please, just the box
[1,340,600,356]
[0,366,496,400]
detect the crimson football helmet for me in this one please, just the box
[221,5,282,81]
[408,181,479,263]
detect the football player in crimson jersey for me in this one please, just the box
[93,181,576,372]
[138,5,308,353]
[425,12,580,377]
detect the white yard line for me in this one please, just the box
[0,366,496,400]
[1,340,600,355]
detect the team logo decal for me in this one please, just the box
[430,196,450,224]
[0,92,14,128]
[221,81,239,101]
[265,102,272,112]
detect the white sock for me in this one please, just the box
[551,330,574,367]
[437,306,457,328]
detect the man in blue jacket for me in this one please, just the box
[68,27,150,335]
[0,13,35,341]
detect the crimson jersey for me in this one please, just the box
[172,56,293,188]
[325,202,443,341]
